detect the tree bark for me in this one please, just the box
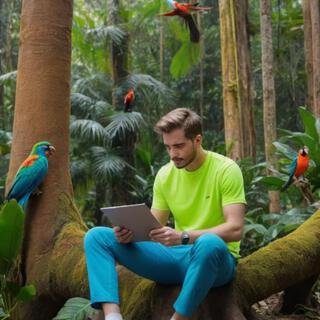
[303,0,314,112]
[260,0,280,213]
[6,0,77,318]
[310,0,320,116]
[235,0,256,162]
[219,0,255,161]
[108,0,129,109]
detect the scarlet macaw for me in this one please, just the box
[6,141,56,210]
[159,0,211,43]
[124,88,135,112]
[281,146,309,191]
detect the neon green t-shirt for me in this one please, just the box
[151,151,246,258]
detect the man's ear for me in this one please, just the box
[195,134,202,144]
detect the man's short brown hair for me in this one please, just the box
[154,108,202,140]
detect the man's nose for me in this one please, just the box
[169,149,178,158]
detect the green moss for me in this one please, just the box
[119,269,156,320]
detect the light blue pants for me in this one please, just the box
[84,227,236,317]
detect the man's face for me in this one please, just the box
[163,128,201,169]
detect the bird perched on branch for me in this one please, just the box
[6,141,56,210]
[124,88,135,112]
[281,146,309,191]
[159,0,211,43]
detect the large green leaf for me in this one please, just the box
[170,42,200,79]
[253,176,285,188]
[0,200,24,264]
[52,297,98,320]
[273,141,298,159]
[298,107,319,143]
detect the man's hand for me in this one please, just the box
[149,226,182,246]
[113,226,133,244]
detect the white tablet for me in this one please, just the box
[100,203,162,241]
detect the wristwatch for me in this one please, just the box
[181,231,190,245]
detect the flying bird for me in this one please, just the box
[281,146,309,191]
[6,141,56,210]
[124,88,135,112]
[159,0,211,43]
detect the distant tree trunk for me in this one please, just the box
[235,0,256,162]
[159,2,164,83]
[303,0,314,111]
[260,0,280,213]
[197,13,204,128]
[0,0,5,129]
[219,0,255,160]
[108,0,129,108]
[107,0,134,205]
[310,1,320,116]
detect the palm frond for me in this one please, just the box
[0,71,17,84]
[71,93,113,119]
[121,74,176,107]
[70,119,109,144]
[86,25,126,46]
[70,158,93,191]
[73,73,112,100]
[91,146,127,181]
[105,112,145,140]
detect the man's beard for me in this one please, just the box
[172,148,197,169]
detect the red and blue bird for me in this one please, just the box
[281,146,309,191]
[6,141,56,210]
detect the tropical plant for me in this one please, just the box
[52,297,99,320]
[0,200,36,320]
[255,107,320,202]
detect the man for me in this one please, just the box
[84,108,246,320]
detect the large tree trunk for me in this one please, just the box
[219,0,255,161]
[260,0,280,213]
[5,0,83,319]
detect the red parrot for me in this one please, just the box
[159,0,211,43]
[281,146,309,191]
[124,88,135,112]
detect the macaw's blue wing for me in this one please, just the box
[281,157,298,191]
[6,157,49,210]
[288,157,298,176]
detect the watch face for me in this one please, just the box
[182,232,190,244]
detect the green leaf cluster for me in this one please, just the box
[53,297,98,320]
[0,200,36,320]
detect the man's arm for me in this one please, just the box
[151,208,170,226]
[187,203,245,243]
[149,203,245,245]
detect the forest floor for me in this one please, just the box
[252,292,320,320]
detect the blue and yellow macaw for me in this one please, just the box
[281,146,309,191]
[6,141,56,210]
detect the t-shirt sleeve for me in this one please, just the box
[151,171,170,211]
[220,162,247,207]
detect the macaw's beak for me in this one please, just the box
[48,145,56,156]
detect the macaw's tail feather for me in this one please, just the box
[18,193,31,212]
[184,15,200,42]
[281,176,294,192]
